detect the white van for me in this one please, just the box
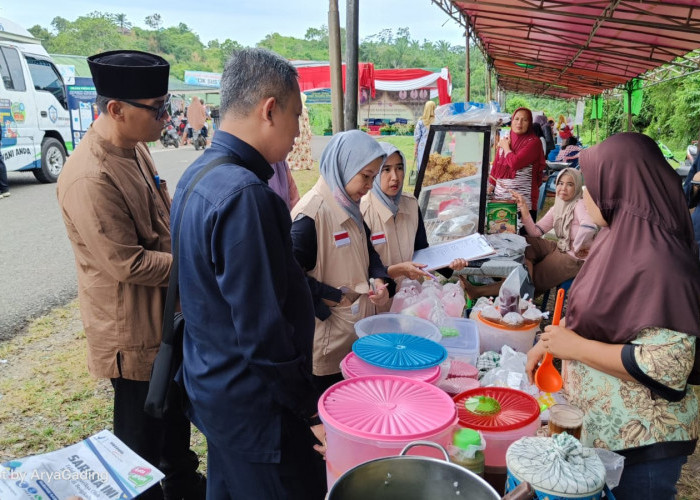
[0,18,70,183]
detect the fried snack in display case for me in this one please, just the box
[414,125,492,244]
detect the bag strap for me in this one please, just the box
[162,155,237,346]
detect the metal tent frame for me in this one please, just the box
[432,0,700,98]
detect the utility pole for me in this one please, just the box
[465,25,470,102]
[329,0,344,132]
[344,0,359,130]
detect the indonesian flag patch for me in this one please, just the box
[333,230,351,247]
[370,232,387,246]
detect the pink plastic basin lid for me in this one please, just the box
[319,375,457,442]
[341,352,441,384]
[453,387,540,431]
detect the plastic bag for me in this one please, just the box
[497,266,534,311]
[480,346,528,389]
[434,101,510,126]
[442,283,466,318]
[593,448,625,489]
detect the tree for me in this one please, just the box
[50,16,70,33]
[144,13,162,30]
[28,25,52,42]
[112,13,131,33]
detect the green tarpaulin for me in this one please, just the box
[623,78,643,116]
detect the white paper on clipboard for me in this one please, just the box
[412,233,496,271]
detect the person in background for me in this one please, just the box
[56,50,204,500]
[0,122,9,198]
[489,107,547,221]
[414,100,436,168]
[361,141,467,309]
[291,130,392,394]
[269,160,300,210]
[287,92,313,171]
[512,168,596,294]
[186,95,207,144]
[172,48,326,499]
[543,118,555,155]
[556,136,583,168]
[533,122,547,155]
[526,133,700,500]
[683,128,700,207]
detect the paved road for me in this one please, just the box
[0,134,330,340]
[0,145,200,340]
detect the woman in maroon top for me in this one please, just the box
[489,107,547,221]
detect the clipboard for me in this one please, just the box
[412,233,496,271]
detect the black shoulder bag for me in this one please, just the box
[145,155,236,418]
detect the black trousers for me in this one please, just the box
[111,378,202,500]
[0,155,8,193]
[205,410,327,500]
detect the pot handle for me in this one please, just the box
[399,441,450,462]
[501,482,535,500]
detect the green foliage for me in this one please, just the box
[27,13,700,150]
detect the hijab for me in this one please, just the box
[372,142,406,217]
[268,161,291,209]
[491,107,544,181]
[421,101,436,128]
[567,132,700,344]
[550,168,583,253]
[320,130,386,230]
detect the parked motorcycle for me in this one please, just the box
[160,121,180,148]
[192,127,207,151]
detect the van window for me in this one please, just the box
[0,46,26,91]
[25,56,67,108]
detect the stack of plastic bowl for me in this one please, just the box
[340,351,442,385]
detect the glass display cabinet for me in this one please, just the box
[413,124,493,245]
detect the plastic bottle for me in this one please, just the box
[449,428,485,477]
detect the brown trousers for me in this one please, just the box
[525,236,584,294]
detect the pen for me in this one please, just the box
[154,174,161,189]
[423,269,439,281]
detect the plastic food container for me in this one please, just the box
[453,387,541,469]
[352,333,447,370]
[475,312,539,354]
[340,352,442,385]
[439,317,480,365]
[506,434,607,499]
[319,375,458,489]
[354,313,441,342]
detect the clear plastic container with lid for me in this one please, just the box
[449,428,485,477]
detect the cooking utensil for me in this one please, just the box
[327,441,534,500]
[534,288,565,392]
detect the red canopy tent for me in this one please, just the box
[433,0,700,98]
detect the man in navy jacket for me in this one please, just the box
[172,48,325,499]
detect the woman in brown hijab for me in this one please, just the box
[526,133,700,500]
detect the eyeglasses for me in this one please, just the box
[120,94,171,120]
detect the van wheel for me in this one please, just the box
[34,138,66,183]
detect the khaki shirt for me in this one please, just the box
[362,192,419,312]
[57,127,172,381]
[292,178,373,375]
[361,192,419,267]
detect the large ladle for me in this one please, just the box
[534,288,565,393]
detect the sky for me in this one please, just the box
[1,1,468,48]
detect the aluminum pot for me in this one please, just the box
[327,441,534,500]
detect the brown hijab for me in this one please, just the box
[567,133,700,343]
